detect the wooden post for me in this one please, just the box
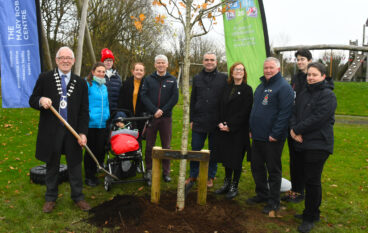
[150,147,210,205]
[197,150,209,205]
[151,146,162,204]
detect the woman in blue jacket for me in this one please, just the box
[84,62,110,186]
[290,62,337,233]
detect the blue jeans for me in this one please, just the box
[189,131,217,179]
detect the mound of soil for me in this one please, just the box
[87,191,294,233]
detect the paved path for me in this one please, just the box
[335,115,368,125]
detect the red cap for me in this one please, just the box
[100,48,115,62]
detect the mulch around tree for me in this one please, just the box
[86,191,296,233]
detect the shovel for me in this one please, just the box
[50,106,118,180]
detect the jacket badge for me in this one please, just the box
[262,94,269,105]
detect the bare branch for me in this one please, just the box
[190,0,234,36]
[158,0,185,25]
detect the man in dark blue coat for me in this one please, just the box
[247,57,294,214]
[141,54,179,185]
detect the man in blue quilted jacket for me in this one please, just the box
[247,57,294,215]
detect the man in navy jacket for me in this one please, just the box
[247,57,294,214]
[141,54,178,185]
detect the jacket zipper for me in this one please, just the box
[157,79,162,108]
[99,85,103,128]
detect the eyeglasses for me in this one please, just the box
[204,59,216,62]
[104,59,113,62]
[234,68,244,72]
[57,56,73,61]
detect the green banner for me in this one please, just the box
[223,0,270,90]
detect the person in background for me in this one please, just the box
[186,52,227,188]
[212,62,253,199]
[117,62,146,136]
[83,62,110,186]
[29,46,91,213]
[283,49,313,203]
[247,57,294,215]
[290,62,336,233]
[100,48,122,113]
[141,55,179,186]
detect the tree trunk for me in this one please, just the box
[85,27,96,63]
[41,22,53,71]
[176,0,193,211]
[74,0,89,76]
[77,0,96,63]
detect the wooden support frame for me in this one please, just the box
[151,146,210,205]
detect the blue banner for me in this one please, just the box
[0,0,42,108]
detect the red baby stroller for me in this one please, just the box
[103,110,151,191]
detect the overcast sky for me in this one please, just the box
[207,0,368,58]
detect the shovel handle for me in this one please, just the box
[49,106,119,180]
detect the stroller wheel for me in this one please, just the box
[104,176,112,191]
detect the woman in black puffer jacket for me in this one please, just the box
[289,62,337,233]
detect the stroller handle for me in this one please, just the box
[113,115,153,123]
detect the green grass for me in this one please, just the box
[1,83,368,232]
[334,82,368,116]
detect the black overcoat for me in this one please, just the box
[190,68,227,133]
[212,83,253,170]
[29,69,89,166]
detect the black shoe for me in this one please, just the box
[262,203,280,214]
[214,178,231,195]
[85,178,98,187]
[246,196,268,205]
[163,174,171,182]
[282,191,304,203]
[297,220,314,233]
[225,182,238,199]
[295,214,320,223]
[284,194,304,203]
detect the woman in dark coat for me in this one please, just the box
[289,62,336,233]
[117,62,146,136]
[101,48,122,112]
[212,62,253,199]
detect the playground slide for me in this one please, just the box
[341,54,366,81]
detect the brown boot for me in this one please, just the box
[207,178,214,188]
[75,200,91,211]
[43,201,56,213]
[185,177,197,185]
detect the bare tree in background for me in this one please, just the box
[40,0,77,56]
[39,0,168,77]
[87,0,168,78]
[169,32,227,84]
